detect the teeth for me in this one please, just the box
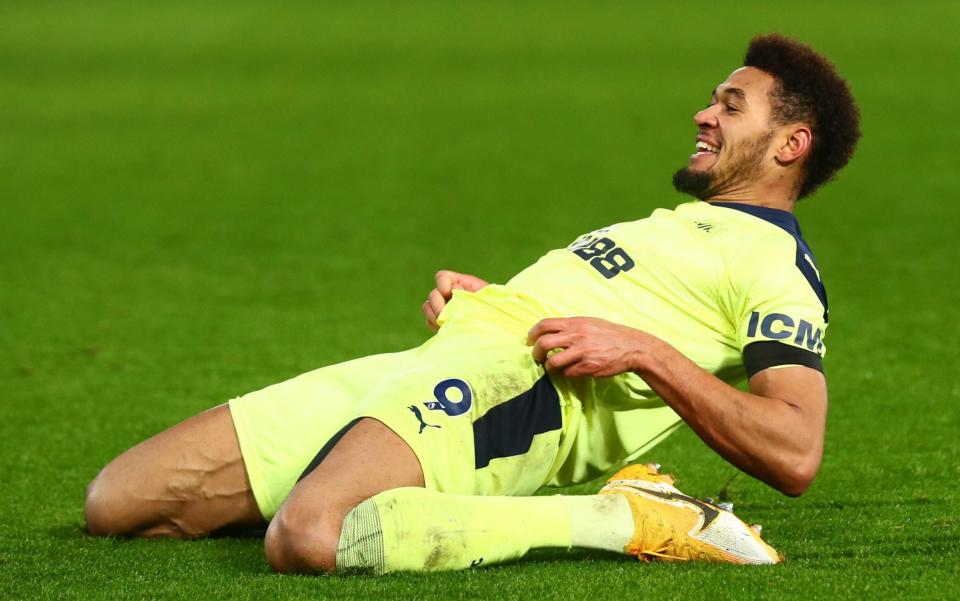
[696,141,720,153]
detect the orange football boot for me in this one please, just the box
[599,464,782,565]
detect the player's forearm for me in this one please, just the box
[528,316,823,494]
[632,340,821,496]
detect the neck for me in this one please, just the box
[705,194,796,212]
[704,175,799,212]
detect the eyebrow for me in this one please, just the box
[712,86,748,103]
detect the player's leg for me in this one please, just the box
[84,404,264,538]
[334,464,782,573]
[85,349,421,538]
[259,349,601,573]
[263,417,425,573]
[260,416,606,574]
[273,455,778,573]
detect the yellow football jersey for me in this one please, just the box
[449,200,829,485]
[231,200,832,514]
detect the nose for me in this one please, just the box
[694,105,719,128]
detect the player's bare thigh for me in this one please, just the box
[264,417,424,573]
[84,404,265,538]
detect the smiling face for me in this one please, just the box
[673,67,781,200]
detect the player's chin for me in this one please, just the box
[671,166,714,198]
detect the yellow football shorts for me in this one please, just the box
[229,300,579,520]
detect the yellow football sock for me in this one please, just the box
[563,493,633,553]
[336,488,634,574]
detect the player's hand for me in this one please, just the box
[423,270,490,331]
[527,317,658,377]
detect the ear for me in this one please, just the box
[775,125,812,165]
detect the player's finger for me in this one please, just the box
[564,363,590,378]
[531,333,568,363]
[527,318,567,345]
[461,274,489,292]
[422,300,439,331]
[562,357,601,378]
[435,270,456,298]
[428,288,446,318]
[545,347,582,372]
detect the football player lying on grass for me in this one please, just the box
[85,33,859,573]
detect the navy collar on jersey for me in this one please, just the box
[708,201,802,238]
[706,201,828,323]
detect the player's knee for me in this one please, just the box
[84,468,135,537]
[264,505,344,574]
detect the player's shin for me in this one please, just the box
[334,488,639,574]
[335,488,569,573]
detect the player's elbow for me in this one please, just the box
[774,457,820,497]
[776,474,812,497]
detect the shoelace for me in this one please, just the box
[627,519,686,562]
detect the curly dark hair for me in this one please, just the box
[744,34,861,199]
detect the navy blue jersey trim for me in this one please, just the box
[709,202,829,323]
[710,201,802,235]
[473,374,562,469]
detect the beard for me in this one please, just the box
[672,130,774,199]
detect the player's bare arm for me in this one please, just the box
[529,317,827,496]
[422,269,489,330]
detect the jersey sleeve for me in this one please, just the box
[733,261,829,378]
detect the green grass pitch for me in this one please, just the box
[2,1,959,599]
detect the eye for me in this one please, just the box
[725,104,739,114]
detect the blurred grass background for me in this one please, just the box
[1,1,958,599]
